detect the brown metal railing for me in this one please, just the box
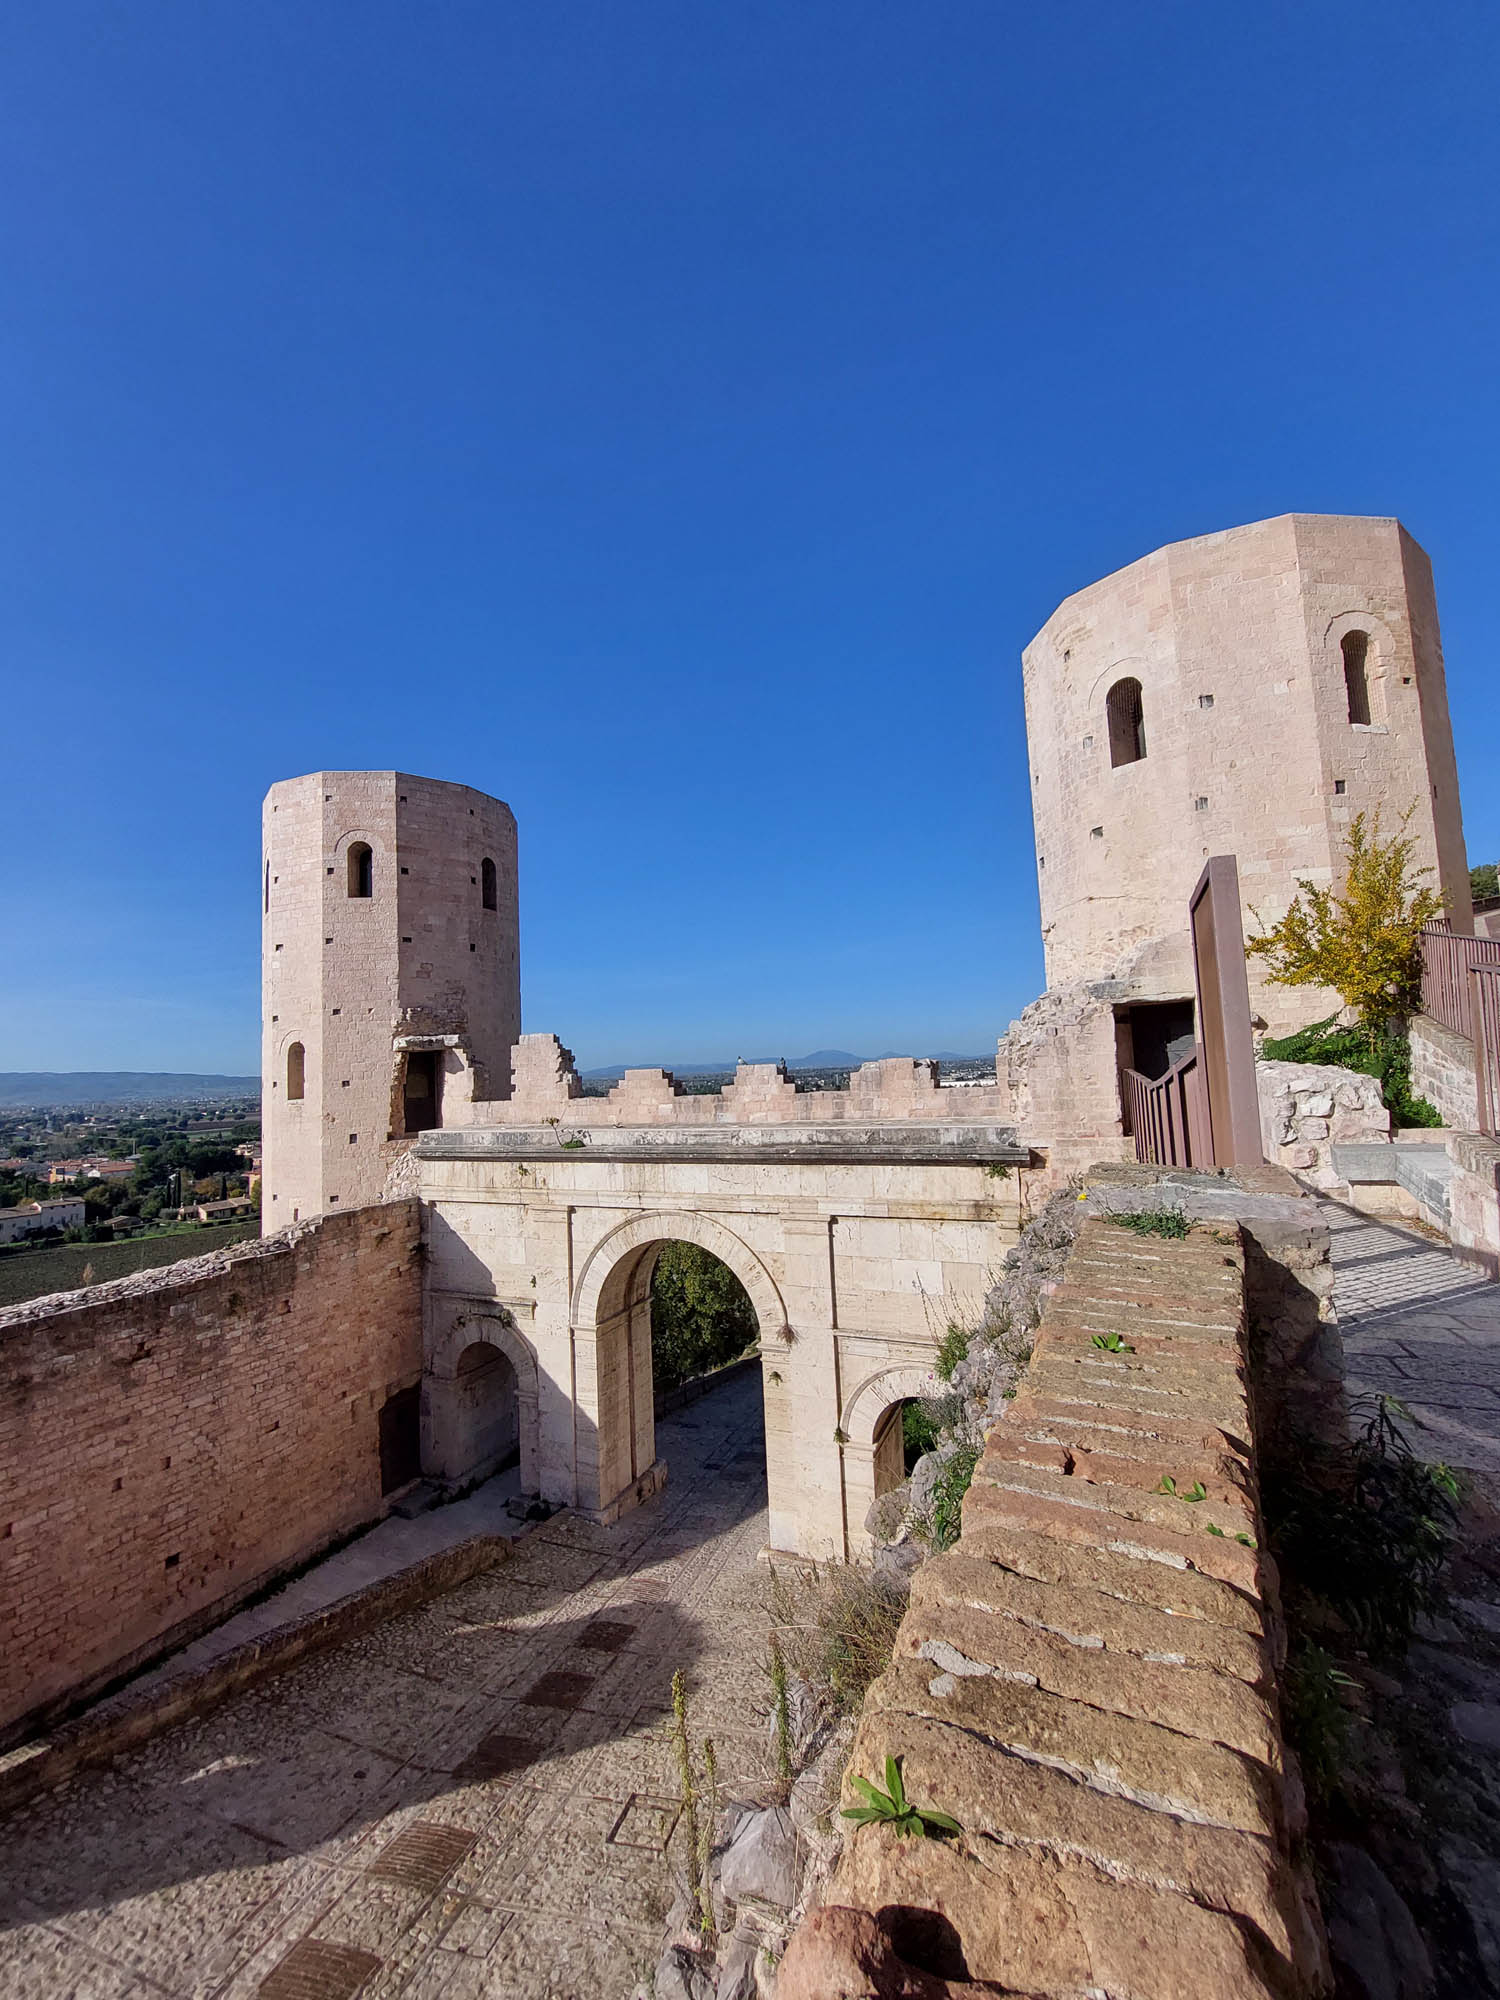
[1122,1048,1213,1168]
[1471,965,1500,1138]
[1421,922,1500,1038]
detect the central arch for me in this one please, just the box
[571,1212,784,1523]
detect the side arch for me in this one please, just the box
[840,1361,943,1446]
[423,1299,540,1495]
[571,1211,788,1339]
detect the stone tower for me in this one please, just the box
[1001,514,1472,1162]
[261,771,519,1225]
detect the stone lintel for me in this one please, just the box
[413,1123,1028,1168]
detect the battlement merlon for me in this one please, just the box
[438,1034,1020,1131]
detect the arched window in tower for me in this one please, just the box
[286,1042,305,1101]
[1342,631,1372,725]
[1106,677,1147,767]
[481,856,497,911]
[347,842,373,898]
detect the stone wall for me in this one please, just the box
[780,1214,1329,2000]
[1256,1058,1390,1188]
[0,1201,422,1745]
[1410,1011,1479,1130]
[419,1128,1026,1558]
[1450,1134,1500,1280]
[441,1033,1023,1132]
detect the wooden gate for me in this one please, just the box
[1125,855,1263,1171]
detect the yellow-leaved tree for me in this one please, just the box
[1245,810,1445,1036]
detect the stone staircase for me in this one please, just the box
[779,1215,1328,1999]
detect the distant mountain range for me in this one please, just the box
[580,1050,984,1080]
[0,1073,260,1109]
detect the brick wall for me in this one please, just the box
[0,1200,422,1744]
[781,1215,1329,2000]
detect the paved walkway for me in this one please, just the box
[1325,1201,1500,1474]
[0,1372,775,2000]
[129,1474,530,1703]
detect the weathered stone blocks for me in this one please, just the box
[781,1217,1330,1997]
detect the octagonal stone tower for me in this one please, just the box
[262,772,519,1226]
[1002,514,1473,1166]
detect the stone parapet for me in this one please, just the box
[1410,1011,1480,1131]
[443,1035,1022,1132]
[1449,1133,1500,1280]
[417,1121,1027,1168]
[779,1215,1330,2000]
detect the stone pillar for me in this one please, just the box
[776,1216,848,1559]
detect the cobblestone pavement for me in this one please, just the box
[1325,1200,1500,1474]
[0,1371,775,2000]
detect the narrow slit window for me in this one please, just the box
[347,842,373,897]
[286,1042,305,1101]
[481,856,497,910]
[1106,677,1147,766]
[1342,632,1371,725]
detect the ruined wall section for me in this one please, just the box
[262,772,519,1226]
[0,1202,422,1744]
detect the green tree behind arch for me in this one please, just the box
[650,1242,759,1393]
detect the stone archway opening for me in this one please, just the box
[649,1242,760,1398]
[425,1336,521,1491]
[587,1232,765,1525]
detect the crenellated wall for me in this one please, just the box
[439,1032,1018,1131]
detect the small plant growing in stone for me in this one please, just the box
[983,1162,1012,1181]
[1108,1208,1190,1239]
[929,1441,979,1551]
[934,1325,970,1382]
[1206,1522,1257,1547]
[1158,1475,1207,1503]
[1091,1330,1134,1352]
[841,1755,960,1841]
[768,1635,794,1784]
[670,1670,713,1940]
[699,1734,719,1931]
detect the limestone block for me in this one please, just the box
[719,1806,800,1909]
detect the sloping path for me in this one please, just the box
[0,1371,774,2000]
[1324,1201,1500,1475]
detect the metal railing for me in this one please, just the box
[1421,922,1500,1038]
[1471,964,1500,1139]
[1122,1048,1213,1168]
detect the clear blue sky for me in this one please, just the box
[3,2,1496,1074]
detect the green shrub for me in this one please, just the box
[1107,1208,1190,1239]
[901,1400,943,1466]
[934,1325,970,1382]
[1261,1016,1441,1128]
[768,1561,907,1716]
[929,1441,980,1551]
[1263,1394,1460,1657]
